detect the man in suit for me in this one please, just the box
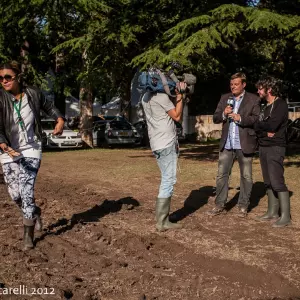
[207,72,260,217]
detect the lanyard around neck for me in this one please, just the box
[13,93,25,130]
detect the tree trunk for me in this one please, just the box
[20,40,30,82]
[121,78,132,120]
[80,86,93,147]
[182,103,189,137]
[80,48,93,147]
[54,82,66,115]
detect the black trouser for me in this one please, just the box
[259,146,288,192]
[215,149,253,209]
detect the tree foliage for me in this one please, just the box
[0,0,300,119]
[132,4,300,113]
[258,0,300,15]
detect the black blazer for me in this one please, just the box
[213,91,261,154]
[0,86,63,146]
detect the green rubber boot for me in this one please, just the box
[155,197,182,232]
[34,207,43,232]
[256,189,279,221]
[23,225,35,251]
[273,191,291,228]
[23,217,36,251]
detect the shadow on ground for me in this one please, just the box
[35,196,139,244]
[169,186,215,222]
[224,181,266,213]
[174,182,266,216]
[179,144,220,161]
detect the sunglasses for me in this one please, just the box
[0,74,17,83]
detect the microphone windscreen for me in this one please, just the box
[227,96,234,108]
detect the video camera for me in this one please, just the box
[167,62,197,95]
[137,62,197,98]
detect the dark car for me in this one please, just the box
[175,121,185,141]
[133,120,149,146]
[287,118,300,143]
[133,119,185,146]
[92,115,140,147]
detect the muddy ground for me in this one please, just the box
[0,143,300,300]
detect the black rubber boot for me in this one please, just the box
[256,189,279,221]
[34,207,42,232]
[272,191,291,228]
[155,197,182,232]
[23,225,35,251]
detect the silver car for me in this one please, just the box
[41,119,83,149]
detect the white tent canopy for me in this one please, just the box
[65,96,80,118]
[65,96,121,118]
[101,97,120,109]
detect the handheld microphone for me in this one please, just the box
[227,96,234,108]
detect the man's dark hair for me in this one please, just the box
[256,76,281,97]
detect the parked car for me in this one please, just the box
[287,118,300,143]
[92,116,140,147]
[133,120,185,146]
[133,120,149,146]
[41,119,83,149]
[175,121,185,141]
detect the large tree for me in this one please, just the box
[132,4,300,113]
[1,0,300,122]
[51,0,251,142]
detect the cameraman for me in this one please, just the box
[142,81,186,232]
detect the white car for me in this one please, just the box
[41,119,83,149]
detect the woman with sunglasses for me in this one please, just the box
[0,61,64,250]
[255,76,291,228]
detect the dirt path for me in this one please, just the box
[0,145,300,300]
